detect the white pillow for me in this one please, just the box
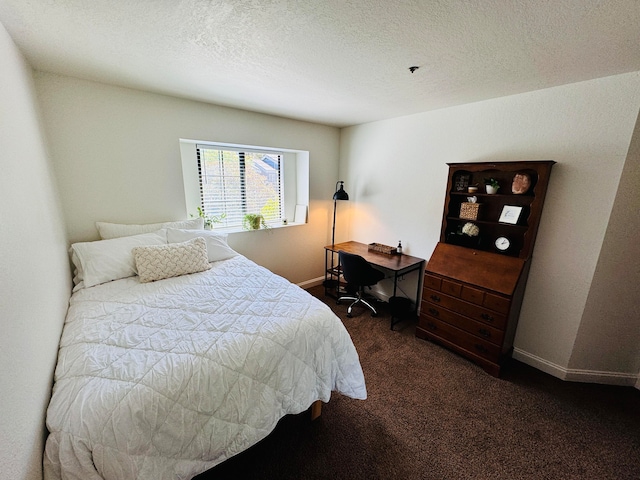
[96,218,204,239]
[70,230,167,290]
[133,237,211,283]
[166,228,238,262]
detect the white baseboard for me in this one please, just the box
[513,347,640,387]
[297,276,325,289]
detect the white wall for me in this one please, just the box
[340,72,640,382]
[34,73,341,284]
[567,109,640,381]
[0,24,71,480]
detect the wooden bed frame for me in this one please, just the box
[311,400,322,420]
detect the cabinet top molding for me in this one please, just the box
[446,160,556,167]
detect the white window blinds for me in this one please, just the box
[196,145,282,228]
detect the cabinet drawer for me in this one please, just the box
[440,279,462,297]
[423,288,507,330]
[421,303,504,346]
[483,292,511,314]
[418,316,501,362]
[460,286,511,315]
[423,273,442,290]
[461,285,484,305]
[424,274,511,315]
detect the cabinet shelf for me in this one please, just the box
[447,217,529,229]
[450,191,534,199]
[441,161,554,259]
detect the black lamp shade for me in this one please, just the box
[333,182,349,201]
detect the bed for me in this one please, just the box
[44,223,367,480]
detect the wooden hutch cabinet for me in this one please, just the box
[416,161,554,376]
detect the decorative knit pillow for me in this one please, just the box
[133,237,211,283]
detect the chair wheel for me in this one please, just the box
[371,312,377,317]
[347,313,352,318]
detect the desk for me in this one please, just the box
[324,241,425,329]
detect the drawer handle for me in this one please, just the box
[430,294,441,302]
[474,344,489,354]
[427,322,437,331]
[481,313,494,322]
[478,328,491,338]
[428,308,440,317]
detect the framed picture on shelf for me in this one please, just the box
[454,174,470,192]
[499,205,523,224]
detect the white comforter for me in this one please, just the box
[44,255,366,480]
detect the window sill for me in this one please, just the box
[208,222,307,235]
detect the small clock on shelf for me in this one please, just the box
[494,236,511,252]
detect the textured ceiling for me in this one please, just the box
[1,0,639,127]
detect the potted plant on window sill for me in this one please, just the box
[243,213,268,230]
[196,206,226,230]
[484,178,500,194]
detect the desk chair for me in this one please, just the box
[337,250,385,317]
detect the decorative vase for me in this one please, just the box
[485,185,498,194]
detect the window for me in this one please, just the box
[197,146,282,228]
[180,140,309,232]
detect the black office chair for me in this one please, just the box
[337,250,385,317]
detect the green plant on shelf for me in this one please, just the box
[483,178,500,188]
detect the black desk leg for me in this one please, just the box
[389,261,424,331]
